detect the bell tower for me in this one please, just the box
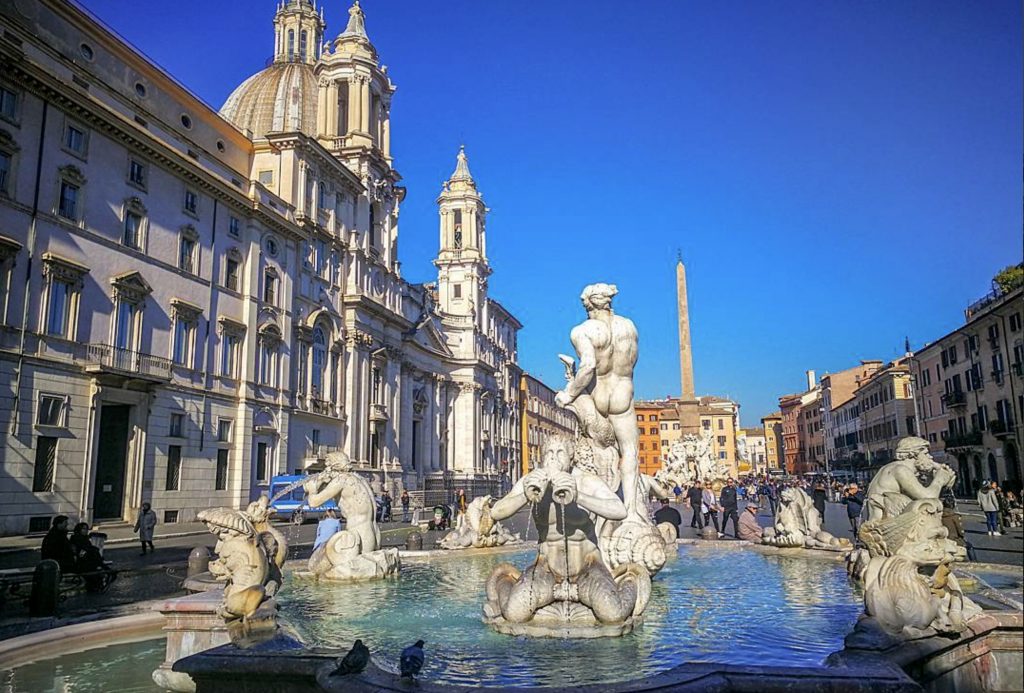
[435,146,490,318]
[273,0,325,65]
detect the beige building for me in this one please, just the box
[0,1,522,534]
[854,358,916,471]
[519,373,576,477]
[821,361,883,474]
[910,283,1023,494]
[699,396,740,478]
[739,427,766,473]
[761,412,783,471]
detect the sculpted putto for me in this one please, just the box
[303,451,400,580]
[761,487,850,551]
[439,495,519,550]
[483,436,651,637]
[864,437,956,521]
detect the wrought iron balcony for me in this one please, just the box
[989,420,1015,439]
[944,431,983,449]
[941,390,967,407]
[82,343,172,382]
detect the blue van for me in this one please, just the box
[268,475,338,524]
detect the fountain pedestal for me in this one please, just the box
[152,590,231,693]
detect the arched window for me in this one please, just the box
[300,30,308,61]
[287,30,295,59]
[311,326,327,395]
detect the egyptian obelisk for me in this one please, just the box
[675,256,700,433]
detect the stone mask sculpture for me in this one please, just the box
[761,487,851,551]
[439,495,519,550]
[483,435,651,637]
[303,451,400,580]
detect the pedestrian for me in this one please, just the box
[673,484,683,503]
[381,490,393,522]
[687,481,704,529]
[653,498,683,538]
[841,483,865,536]
[941,495,975,561]
[1003,490,1023,528]
[314,508,342,550]
[401,490,411,523]
[720,478,740,538]
[701,483,720,534]
[133,502,158,555]
[70,522,116,592]
[456,488,467,517]
[977,480,1002,536]
[811,480,827,526]
[737,502,763,542]
[40,515,75,572]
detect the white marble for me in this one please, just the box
[439,495,519,549]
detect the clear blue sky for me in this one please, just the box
[82,0,1022,425]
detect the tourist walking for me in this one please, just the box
[720,478,740,538]
[737,503,763,542]
[654,498,683,538]
[687,482,704,529]
[133,502,158,555]
[314,508,342,550]
[381,490,393,522]
[456,488,468,518]
[762,481,778,516]
[401,490,411,522]
[841,483,865,536]
[977,481,1002,536]
[701,484,720,534]
[40,515,75,572]
[811,481,827,527]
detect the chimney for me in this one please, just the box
[805,369,816,390]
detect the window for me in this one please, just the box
[300,30,308,61]
[258,170,273,186]
[453,209,463,248]
[255,442,269,484]
[1010,312,1022,333]
[47,279,73,336]
[63,122,87,156]
[225,257,240,291]
[263,269,278,305]
[123,211,143,249]
[169,412,184,437]
[717,419,724,430]
[128,159,146,188]
[453,284,462,300]
[37,394,66,426]
[164,510,179,524]
[114,300,137,350]
[179,226,198,273]
[32,436,57,492]
[183,188,198,215]
[287,29,295,58]
[0,150,11,195]
[718,451,727,459]
[717,435,726,445]
[228,216,241,237]
[0,86,17,122]
[165,445,181,491]
[58,180,79,220]
[311,327,327,394]
[215,449,228,490]
[222,332,240,378]
[318,182,328,209]
[172,316,194,366]
[259,338,277,386]
[218,419,233,443]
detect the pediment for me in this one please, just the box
[406,315,454,358]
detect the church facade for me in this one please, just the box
[0,0,521,534]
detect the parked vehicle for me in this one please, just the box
[268,475,338,524]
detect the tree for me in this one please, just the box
[993,263,1024,294]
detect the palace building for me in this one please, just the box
[0,0,521,534]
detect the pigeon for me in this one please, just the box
[329,639,370,676]
[399,640,425,679]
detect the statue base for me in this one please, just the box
[483,602,642,638]
[299,547,401,582]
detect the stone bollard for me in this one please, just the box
[187,546,211,578]
[29,559,61,617]
[700,526,719,541]
[405,532,424,551]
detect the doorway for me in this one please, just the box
[93,404,131,519]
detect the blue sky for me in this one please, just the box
[82,0,1022,424]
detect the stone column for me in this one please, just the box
[360,78,371,134]
[317,80,328,135]
[382,106,391,158]
[347,79,360,134]
[327,82,339,137]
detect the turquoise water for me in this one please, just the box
[278,544,863,687]
[1,639,164,693]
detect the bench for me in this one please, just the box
[0,564,118,612]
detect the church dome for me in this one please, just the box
[220,61,318,139]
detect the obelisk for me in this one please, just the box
[675,256,700,433]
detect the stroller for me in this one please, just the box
[428,504,452,531]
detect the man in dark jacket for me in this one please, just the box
[40,515,75,572]
[719,478,739,537]
[687,482,704,529]
[654,499,683,538]
[841,483,865,536]
[811,481,828,527]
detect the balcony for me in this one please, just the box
[944,431,983,450]
[989,420,1015,439]
[370,403,389,422]
[82,344,172,383]
[941,390,967,408]
[1012,361,1023,377]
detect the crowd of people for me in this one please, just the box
[39,515,117,592]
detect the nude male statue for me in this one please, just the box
[304,451,380,554]
[485,435,647,625]
[864,437,956,522]
[555,283,643,517]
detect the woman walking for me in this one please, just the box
[134,502,158,555]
